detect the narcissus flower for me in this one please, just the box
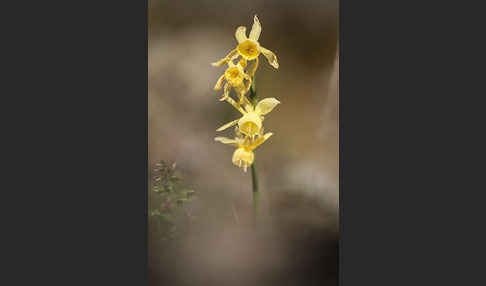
[213,59,251,103]
[215,132,273,172]
[211,15,279,70]
[217,97,280,137]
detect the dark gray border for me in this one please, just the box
[338,0,477,284]
[2,0,149,285]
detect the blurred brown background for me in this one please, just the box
[149,0,339,285]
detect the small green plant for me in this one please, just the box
[149,160,195,241]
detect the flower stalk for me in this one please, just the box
[249,76,258,106]
[249,75,259,223]
[251,162,259,223]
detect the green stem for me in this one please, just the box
[249,75,259,225]
[251,163,259,224]
[248,76,258,106]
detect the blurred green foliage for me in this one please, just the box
[149,160,195,242]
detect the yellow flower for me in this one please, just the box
[216,97,280,137]
[211,15,279,69]
[213,59,251,103]
[215,132,273,172]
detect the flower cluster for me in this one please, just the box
[211,15,280,172]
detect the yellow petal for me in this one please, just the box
[214,74,225,90]
[258,46,279,69]
[242,79,251,96]
[214,137,238,145]
[223,96,246,114]
[250,132,273,150]
[224,66,245,86]
[216,119,239,132]
[238,58,247,69]
[235,26,247,44]
[234,84,245,104]
[248,56,259,78]
[238,112,262,137]
[211,49,238,67]
[211,58,227,67]
[232,148,255,168]
[219,83,231,101]
[241,91,252,107]
[249,15,262,41]
[255,98,280,115]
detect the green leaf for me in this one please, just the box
[150,209,161,216]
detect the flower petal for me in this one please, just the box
[235,26,248,44]
[238,58,247,69]
[249,15,262,41]
[211,49,238,67]
[219,83,231,101]
[216,119,239,132]
[243,78,251,95]
[255,98,280,115]
[234,84,245,104]
[214,137,239,145]
[214,74,225,90]
[239,84,252,106]
[223,96,246,114]
[232,148,255,169]
[244,101,254,113]
[238,112,262,137]
[258,46,279,69]
[248,56,259,78]
[250,132,273,150]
